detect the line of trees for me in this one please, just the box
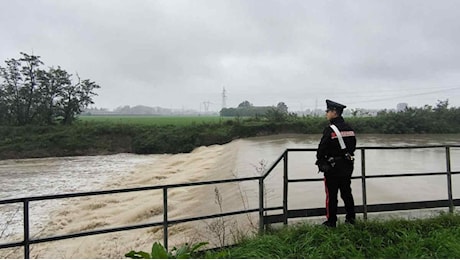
[343,99,460,134]
[0,52,100,125]
[220,101,290,117]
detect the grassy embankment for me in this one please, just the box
[0,115,325,159]
[1,107,459,160]
[203,213,460,258]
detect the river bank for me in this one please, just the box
[3,103,460,161]
[2,110,460,160]
[0,120,321,160]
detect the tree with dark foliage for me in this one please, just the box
[0,52,100,125]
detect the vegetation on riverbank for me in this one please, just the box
[200,213,460,258]
[0,52,100,126]
[123,213,460,258]
[0,117,321,159]
[0,100,459,160]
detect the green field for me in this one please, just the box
[78,115,233,126]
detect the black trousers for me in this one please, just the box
[324,163,355,223]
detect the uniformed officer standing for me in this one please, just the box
[316,99,356,227]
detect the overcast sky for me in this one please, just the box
[1,0,460,112]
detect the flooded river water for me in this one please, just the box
[1,134,459,258]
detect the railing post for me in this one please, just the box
[163,187,169,250]
[258,177,265,234]
[361,149,368,220]
[445,146,454,213]
[283,151,288,225]
[23,199,30,259]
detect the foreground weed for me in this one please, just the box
[125,241,208,259]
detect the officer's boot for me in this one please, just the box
[322,220,336,228]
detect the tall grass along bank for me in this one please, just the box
[0,117,323,159]
[1,105,460,160]
[205,213,460,259]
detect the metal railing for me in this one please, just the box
[266,145,460,225]
[0,145,459,258]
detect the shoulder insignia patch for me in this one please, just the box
[331,131,355,139]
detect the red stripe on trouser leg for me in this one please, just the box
[324,177,329,219]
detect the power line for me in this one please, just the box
[347,86,460,105]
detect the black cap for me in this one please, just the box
[326,99,346,112]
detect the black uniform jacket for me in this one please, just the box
[316,116,356,162]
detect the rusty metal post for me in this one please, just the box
[163,187,169,250]
[283,151,288,225]
[361,149,368,220]
[446,146,454,213]
[24,199,30,259]
[259,178,265,234]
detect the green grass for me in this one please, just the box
[205,213,460,258]
[0,116,319,159]
[78,115,233,126]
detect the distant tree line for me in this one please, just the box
[348,99,460,134]
[230,99,460,134]
[0,52,100,125]
[220,100,290,117]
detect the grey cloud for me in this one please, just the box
[1,0,460,110]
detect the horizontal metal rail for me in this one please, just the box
[0,176,263,258]
[264,199,460,224]
[0,145,458,258]
[289,171,460,183]
[281,145,458,224]
[0,206,283,249]
[0,176,261,205]
[287,144,460,152]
